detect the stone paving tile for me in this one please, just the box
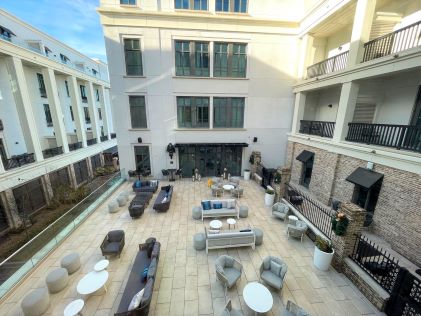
[0,179,386,316]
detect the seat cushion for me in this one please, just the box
[261,270,282,289]
[104,242,120,253]
[270,260,282,276]
[224,267,241,288]
[147,258,157,279]
[108,230,124,242]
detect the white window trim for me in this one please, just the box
[120,34,145,77]
[128,94,149,129]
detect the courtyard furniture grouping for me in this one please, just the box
[199,199,240,220]
[153,185,173,212]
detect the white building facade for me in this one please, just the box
[0,9,116,233]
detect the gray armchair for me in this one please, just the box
[215,255,242,296]
[287,220,308,242]
[259,256,287,290]
[272,202,289,221]
[221,300,244,316]
[100,230,125,258]
[212,185,223,197]
[280,300,310,316]
[231,187,244,198]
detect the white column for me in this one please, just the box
[99,85,111,138]
[291,92,307,134]
[297,34,314,79]
[42,68,69,153]
[86,82,101,143]
[347,0,377,66]
[332,82,360,142]
[5,56,43,162]
[67,76,87,147]
[0,159,4,173]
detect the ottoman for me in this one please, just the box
[60,252,81,275]
[253,228,263,246]
[117,195,127,207]
[239,205,249,218]
[108,200,118,213]
[193,233,206,250]
[21,287,50,316]
[120,190,130,202]
[192,206,202,220]
[46,268,68,293]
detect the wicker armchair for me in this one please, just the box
[221,300,244,316]
[211,185,223,197]
[287,220,308,242]
[231,187,244,198]
[272,202,289,221]
[215,255,242,297]
[100,230,125,258]
[280,300,310,315]
[259,256,287,290]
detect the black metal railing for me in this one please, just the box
[87,138,97,146]
[350,234,401,294]
[299,120,335,138]
[81,97,88,103]
[100,135,108,142]
[307,51,349,78]
[42,146,63,159]
[346,123,421,153]
[363,20,421,62]
[284,183,336,240]
[110,133,116,139]
[4,153,35,170]
[68,142,82,151]
[0,119,3,131]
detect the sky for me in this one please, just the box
[1,0,107,62]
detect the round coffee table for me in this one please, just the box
[77,270,109,295]
[64,299,84,316]
[227,218,236,229]
[243,282,273,314]
[94,259,109,272]
[223,184,235,192]
[210,219,222,230]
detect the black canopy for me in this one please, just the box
[346,167,383,189]
[0,25,16,36]
[296,150,314,162]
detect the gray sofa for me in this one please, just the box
[205,227,255,253]
[200,199,239,221]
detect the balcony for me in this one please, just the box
[346,123,421,153]
[307,51,349,79]
[299,120,335,138]
[110,133,116,139]
[68,141,82,151]
[87,138,97,146]
[363,20,421,63]
[42,146,63,159]
[100,135,109,142]
[4,153,35,170]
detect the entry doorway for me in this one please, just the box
[134,145,151,176]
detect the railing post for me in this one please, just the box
[385,267,410,316]
[396,126,406,150]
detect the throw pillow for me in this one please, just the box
[128,288,144,311]
[221,201,227,208]
[140,278,154,307]
[279,264,288,279]
[202,201,211,210]
[162,197,167,203]
[142,267,149,281]
[213,202,223,209]
[226,200,235,209]
[135,180,141,188]
[151,242,160,259]
[270,260,282,276]
[165,185,171,193]
[147,258,157,279]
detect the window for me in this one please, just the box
[60,53,69,64]
[96,89,100,101]
[92,69,98,76]
[49,168,70,189]
[80,85,87,103]
[91,154,101,171]
[216,0,247,12]
[124,38,143,76]
[37,73,47,98]
[98,108,102,120]
[65,80,70,97]
[214,43,247,77]
[175,41,209,76]
[120,0,136,4]
[175,0,207,10]
[352,182,381,226]
[213,97,245,128]
[43,104,53,127]
[83,107,91,124]
[134,146,151,174]
[69,106,74,121]
[129,96,147,128]
[177,96,209,128]
[73,160,88,184]
[13,178,46,215]
[300,155,314,188]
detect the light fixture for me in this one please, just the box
[166,143,175,159]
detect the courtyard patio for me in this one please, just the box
[0,178,385,316]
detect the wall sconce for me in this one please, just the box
[137,137,142,143]
[253,137,258,143]
[328,104,333,108]
[166,143,175,159]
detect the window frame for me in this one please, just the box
[83,107,91,124]
[299,156,314,188]
[120,0,136,5]
[214,42,247,78]
[123,37,144,77]
[174,0,208,10]
[43,104,53,127]
[80,85,87,103]
[213,97,245,128]
[175,40,210,77]
[64,80,70,97]
[177,96,210,128]
[129,95,148,129]
[37,73,47,98]
[215,0,247,13]
[69,106,75,121]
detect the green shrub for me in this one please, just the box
[315,236,333,253]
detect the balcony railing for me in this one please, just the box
[87,138,97,146]
[110,133,116,139]
[100,135,109,142]
[42,146,63,159]
[4,153,35,170]
[346,123,421,153]
[363,20,421,62]
[306,51,349,79]
[68,141,82,151]
[299,120,335,138]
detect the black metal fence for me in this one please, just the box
[284,184,336,240]
[87,138,97,146]
[4,153,35,170]
[299,120,335,138]
[42,146,63,159]
[363,20,421,62]
[100,135,109,142]
[69,142,82,151]
[346,123,421,153]
[110,133,116,139]
[306,51,349,78]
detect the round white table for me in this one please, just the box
[243,282,273,314]
[77,270,109,295]
[223,184,235,191]
[94,259,109,272]
[210,219,222,230]
[64,299,84,316]
[227,218,236,229]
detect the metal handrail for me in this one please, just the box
[306,51,349,78]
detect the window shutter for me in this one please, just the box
[352,103,376,123]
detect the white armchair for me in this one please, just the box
[215,255,243,297]
[287,220,308,242]
[272,202,289,221]
[259,256,287,290]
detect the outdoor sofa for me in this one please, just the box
[205,227,255,253]
[153,185,173,212]
[200,199,240,221]
[132,180,159,193]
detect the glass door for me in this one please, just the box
[134,146,151,175]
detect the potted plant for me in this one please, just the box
[331,212,349,236]
[274,172,282,184]
[244,169,251,181]
[264,187,275,206]
[313,235,334,271]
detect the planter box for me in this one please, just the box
[313,246,334,271]
[244,170,250,181]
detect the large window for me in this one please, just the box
[214,43,247,77]
[175,41,209,76]
[49,167,70,189]
[83,107,90,124]
[74,159,89,184]
[91,154,102,172]
[120,0,136,5]
[216,0,247,12]
[80,85,87,103]
[65,80,70,97]
[43,104,53,127]
[175,0,207,10]
[134,146,151,174]
[13,179,46,216]
[69,106,74,121]
[213,97,245,128]
[37,73,47,98]
[300,156,314,188]
[129,96,147,128]
[177,96,209,128]
[124,38,143,76]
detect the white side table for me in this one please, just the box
[243,282,273,314]
[64,299,84,316]
[227,218,236,230]
[223,184,235,192]
[94,259,109,272]
[77,270,109,295]
[210,219,222,230]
